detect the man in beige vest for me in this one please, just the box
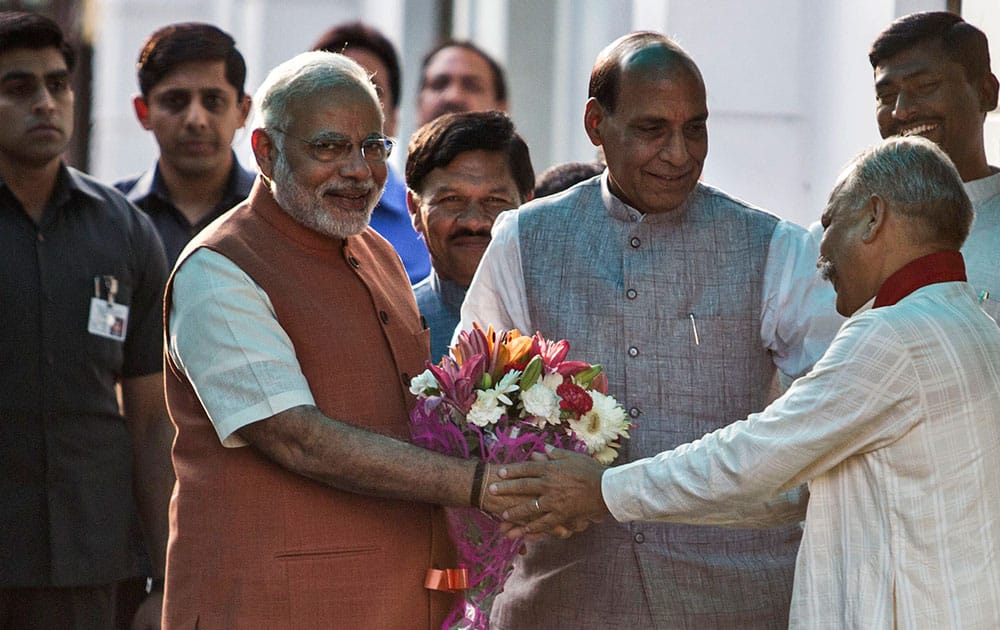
[162,51,513,629]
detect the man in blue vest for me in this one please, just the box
[406,110,533,360]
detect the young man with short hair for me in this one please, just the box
[416,40,508,126]
[116,22,254,265]
[870,11,1000,319]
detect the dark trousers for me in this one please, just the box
[0,584,114,630]
[112,577,146,629]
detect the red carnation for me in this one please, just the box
[557,382,593,413]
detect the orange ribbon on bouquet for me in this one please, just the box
[424,567,469,592]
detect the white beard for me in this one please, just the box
[271,152,376,239]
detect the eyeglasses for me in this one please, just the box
[270,128,394,164]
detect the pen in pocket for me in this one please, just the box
[689,313,700,346]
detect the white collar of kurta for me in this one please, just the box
[849,296,876,319]
[963,168,1000,205]
[600,170,694,225]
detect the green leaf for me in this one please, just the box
[573,364,604,388]
[520,355,543,390]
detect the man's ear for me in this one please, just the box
[133,95,152,130]
[406,189,425,235]
[251,128,276,178]
[979,72,999,113]
[583,98,605,147]
[237,95,252,128]
[862,194,887,243]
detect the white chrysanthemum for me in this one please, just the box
[593,444,619,465]
[521,382,561,426]
[466,371,520,428]
[566,390,629,454]
[467,390,505,427]
[408,368,439,396]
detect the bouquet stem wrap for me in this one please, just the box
[408,326,631,629]
[412,399,584,628]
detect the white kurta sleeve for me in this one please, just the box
[168,248,315,447]
[759,220,845,379]
[457,210,533,340]
[603,310,919,526]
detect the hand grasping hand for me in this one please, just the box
[489,446,610,538]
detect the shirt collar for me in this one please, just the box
[0,164,105,227]
[873,250,967,308]
[126,153,253,207]
[599,169,695,225]
[61,164,107,204]
[962,167,1000,206]
[428,268,468,310]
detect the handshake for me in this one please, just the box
[482,446,613,539]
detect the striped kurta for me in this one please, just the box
[604,280,1000,629]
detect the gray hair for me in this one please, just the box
[253,50,381,137]
[835,136,973,249]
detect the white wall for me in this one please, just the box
[964,0,1000,165]
[89,0,997,228]
[443,0,951,226]
[89,0,434,182]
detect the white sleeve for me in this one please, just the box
[456,210,533,340]
[168,248,315,447]
[602,312,916,525]
[760,220,845,379]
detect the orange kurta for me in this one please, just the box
[163,182,451,629]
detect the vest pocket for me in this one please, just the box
[274,545,379,560]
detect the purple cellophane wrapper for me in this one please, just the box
[410,397,585,629]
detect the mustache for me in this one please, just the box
[448,228,492,241]
[817,258,835,282]
[318,181,375,196]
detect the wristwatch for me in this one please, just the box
[145,576,165,595]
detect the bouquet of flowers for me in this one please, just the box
[409,323,631,629]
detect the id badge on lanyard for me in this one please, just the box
[87,275,129,341]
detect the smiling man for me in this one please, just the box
[162,51,520,629]
[312,22,432,284]
[405,110,533,359]
[871,11,999,320]
[460,31,842,629]
[116,23,254,265]
[494,136,1000,629]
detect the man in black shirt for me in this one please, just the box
[0,12,172,630]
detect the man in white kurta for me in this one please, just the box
[493,137,1000,629]
[601,275,1000,628]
